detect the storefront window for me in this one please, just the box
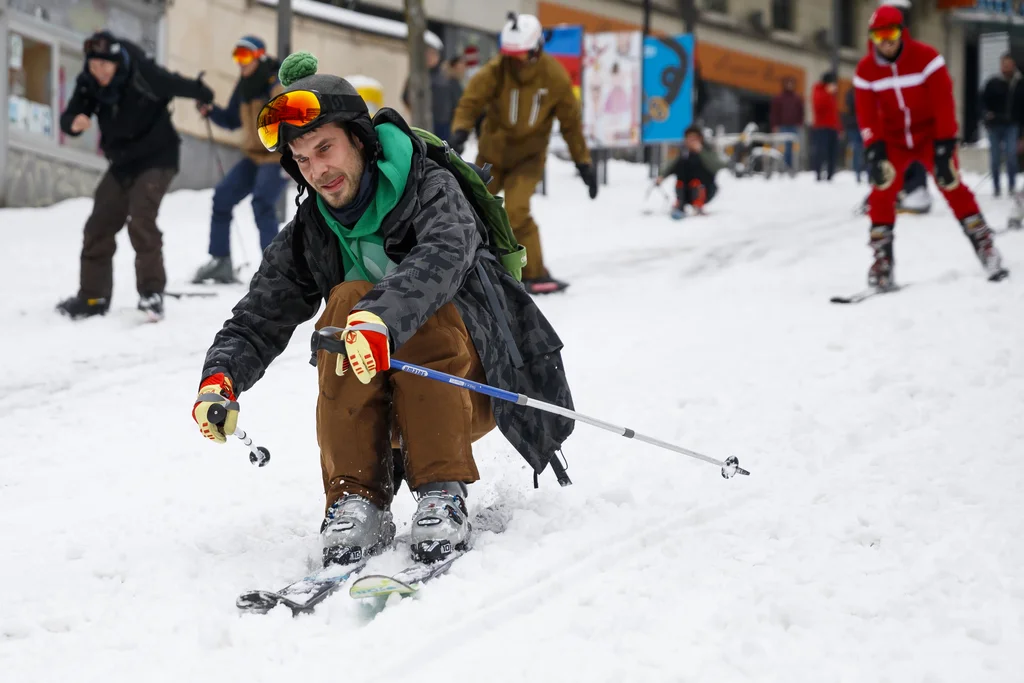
[7,32,54,138]
[58,48,101,154]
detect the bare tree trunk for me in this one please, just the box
[404,0,433,131]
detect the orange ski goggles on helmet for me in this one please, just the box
[232,45,264,66]
[256,89,366,152]
[869,25,903,45]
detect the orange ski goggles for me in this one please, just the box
[869,25,902,45]
[232,45,264,66]
[257,89,366,152]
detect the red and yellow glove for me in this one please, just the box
[337,311,390,384]
[191,373,237,443]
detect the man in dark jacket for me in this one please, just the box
[655,125,722,219]
[401,32,459,142]
[192,52,574,567]
[980,53,1022,196]
[769,76,804,172]
[56,31,214,321]
[193,36,288,284]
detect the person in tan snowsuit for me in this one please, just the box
[450,12,597,294]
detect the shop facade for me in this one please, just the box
[0,0,166,207]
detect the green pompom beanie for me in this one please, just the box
[278,51,318,87]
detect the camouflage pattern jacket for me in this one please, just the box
[201,109,575,478]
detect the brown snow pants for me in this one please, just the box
[483,156,548,281]
[79,167,175,299]
[315,281,496,512]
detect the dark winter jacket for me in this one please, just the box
[769,90,805,129]
[201,108,575,478]
[402,64,461,138]
[660,148,720,192]
[842,88,859,131]
[60,38,213,180]
[981,72,1023,127]
[209,58,283,164]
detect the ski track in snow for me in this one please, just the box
[2,159,1023,682]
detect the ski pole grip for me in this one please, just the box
[206,400,238,427]
[207,402,227,426]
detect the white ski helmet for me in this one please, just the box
[500,12,544,56]
[879,0,911,7]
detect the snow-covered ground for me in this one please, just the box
[2,157,1023,683]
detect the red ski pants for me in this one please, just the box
[868,142,980,226]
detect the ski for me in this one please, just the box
[236,559,369,615]
[349,549,468,601]
[830,284,904,305]
[164,291,219,299]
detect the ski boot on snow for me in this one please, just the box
[867,224,896,290]
[410,482,471,564]
[961,215,1009,282]
[192,256,237,284]
[523,276,569,295]
[320,494,396,566]
[138,292,164,322]
[56,295,109,320]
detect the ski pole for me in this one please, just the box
[312,328,749,479]
[206,401,271,467]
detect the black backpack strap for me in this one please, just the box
[533,449,571,488]
[476,262,523,369]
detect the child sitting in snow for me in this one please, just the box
[656,125,724,219]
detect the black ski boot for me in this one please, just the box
[192,257,237,284]
[961,214,1009,282]
[867,224,896,289]
[56,295,109,320]
[138,292,164,322]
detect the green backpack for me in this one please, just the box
[411,127,528,281]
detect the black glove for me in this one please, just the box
[577,163,598,199]
[450,129,469,156]
[196,82,215,106]
[933,139,960,190]
[865,141,895,190]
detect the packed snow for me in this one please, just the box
[2,155,1023,683]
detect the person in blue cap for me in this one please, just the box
[193,36,288,284]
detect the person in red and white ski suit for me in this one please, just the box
[854,4,1008,285]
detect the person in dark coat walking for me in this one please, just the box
[769,76,805,171]
[56,31,214,321]
[192,52,574,567]
[980,53,1023,196]
[193,36,289,284]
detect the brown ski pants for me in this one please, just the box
[315,281,496,513]
[79,167,175,299]
[483,157,548,281]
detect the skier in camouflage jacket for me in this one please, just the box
[191,52,574,564]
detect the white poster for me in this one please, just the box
[583,31,642,149]
[980,32,1009,87]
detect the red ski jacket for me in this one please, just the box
[853,35,957,150]
[812,83,841,130]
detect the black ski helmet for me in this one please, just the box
[272,51,378,185]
